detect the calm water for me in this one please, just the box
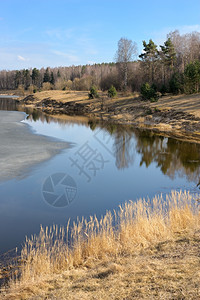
[0,98,200,254]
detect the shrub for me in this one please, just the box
[88,85,99,99]
[108,85,117,98]
[140,82,159,102]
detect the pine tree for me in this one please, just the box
[31,68,40,86]
[57,70,61,78]
[23,69,31,89]
[184,60,200,93]
[50,71,55,85]
[139,39,158,83]
[43,68,50,83]
[108,85,117,98]
[160,38,176,69]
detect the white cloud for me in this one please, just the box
[45,28,74,41]
[17,55,28,61]
[51,50,80,63]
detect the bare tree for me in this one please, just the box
[115,37,138,90]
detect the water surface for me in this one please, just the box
[0,97,199,254]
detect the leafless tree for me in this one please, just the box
[115,37,138,90]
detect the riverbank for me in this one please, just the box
[0,190,199,299]
[0,111,70,181]
[18,90,200,144]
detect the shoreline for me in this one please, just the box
[17,90,200,144]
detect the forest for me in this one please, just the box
[0,30,200,97]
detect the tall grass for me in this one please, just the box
[2,190,200,295]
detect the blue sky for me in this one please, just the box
[0,0,200,70]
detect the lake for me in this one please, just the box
[0,97,200,255]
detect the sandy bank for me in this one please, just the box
[0,111,70,181]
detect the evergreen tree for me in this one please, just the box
[184,60,200,93]
[15,70,22,88]
[108,85,117,98]
[43,68,50,83]
[139,39,158,83]
[57,70,61,78]
[50,71,55,85]
[160,38,176,69]
[88,85,99,99]
[22,69,31,89]
[169,72,184,94]
[31,68,40,86]
[140,82,159,102]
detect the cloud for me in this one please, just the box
[45,28,74,41]
[45,27,98,56]
[17,55,28,61]
[51,50,80,63]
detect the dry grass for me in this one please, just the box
[0,190,200,299]
[152,93,200,118]
[33,90,89,103]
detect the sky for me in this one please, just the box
[0,0,200,70]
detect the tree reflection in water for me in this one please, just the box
[26,111,200,185]
[134,129,200,184]
[101,123,200,185]
[1,96,199,186]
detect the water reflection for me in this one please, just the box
[87,121,199,182]
[113,131,135,169]
[1,97,200,255]
[1,97,200,186]
[133,129,200,184]
[89,122,200,185]
[0,97,19,111]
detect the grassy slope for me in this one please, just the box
[0,191,200,299]
[26,90,200,116]
[152,93,200,118]
[22,90,200,144]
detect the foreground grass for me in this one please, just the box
[0,190,200,299]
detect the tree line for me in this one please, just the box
[0,30,200,97]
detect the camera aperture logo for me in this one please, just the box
[42,173,77,207]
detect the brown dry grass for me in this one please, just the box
[33,90,89,103]
[32,90,200,117]
[0,190,200,299]
[151,93,200,118]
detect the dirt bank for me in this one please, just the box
[19,90,200,144]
